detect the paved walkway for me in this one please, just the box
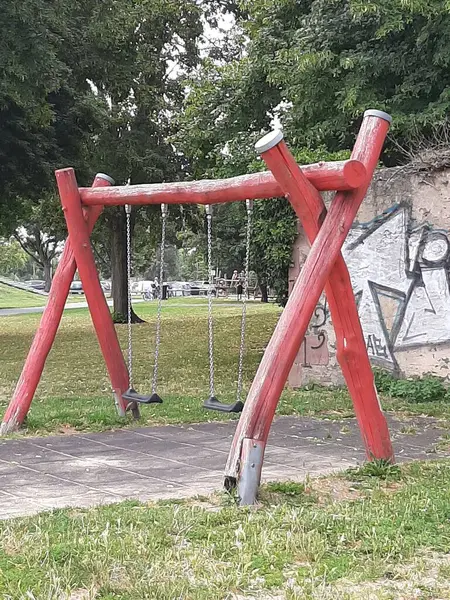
[0,415,448,519]
[0,299,129,317]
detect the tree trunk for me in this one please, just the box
[43,259,52,292]
[110,208,144,323]
[259,282,269,303]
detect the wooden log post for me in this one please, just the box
[0,173,114,435]
[224,110,391,504]
[79,159,366,207]
[55,168,133,418]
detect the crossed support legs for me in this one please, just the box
[0,173,128,435]
[225,110,394,504]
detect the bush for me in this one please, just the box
[374,369,450,403]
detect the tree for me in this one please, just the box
[0,240,28,278]
[14,229,60,292]
[233,0,450,162]
[12,193,66,291]
[71,0,203,321]
[0,0,106,235]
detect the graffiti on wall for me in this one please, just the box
[342,204,450,369]
[301,301,330,367]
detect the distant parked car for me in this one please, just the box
[101,280,111,292]
[70,281,84,294]
[25,280,46,291]
[168,282,191,297]
[189,281,216,296]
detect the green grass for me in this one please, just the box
[1,460,450,598]
[0,283,47,309]
[0,298,450,435]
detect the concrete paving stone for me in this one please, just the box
[98,480,185,498]
[80,434,226,464]
[131,430,234,453]
[0,501,47,519]
[387,415,443,429]
[27,438,124,459]
[28,461,156,485]
[79,434,188,455]
[0,443,77,465]
[185,421,238,436]
[270,415,332,432]
[267,435,352,453]
[119,460,221,482]
[286,441,365,461]
[0,478,94,500]
[264,446,359,472]
[391,431,447,451]
[0,470,46,490]
[103,425,225,443]
[100,439,228,466]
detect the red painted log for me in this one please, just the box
[0,174,113,435]
[224,110,391,485]
[79,159,366,207]
[261,139,393,461]
[55,168,131,417]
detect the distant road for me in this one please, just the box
[0,300,104,317]
[0,298,250,317]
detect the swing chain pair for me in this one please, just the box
[125,203,133,387]
[203,200,252,413]
[123,202,164,407]
[236,199,253,403]
[152,203,168,395]
[206,204,215,399]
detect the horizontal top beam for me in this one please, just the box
[76,159,366,207]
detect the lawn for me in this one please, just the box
[0,283,47,309]
[0,299,449,436]
[1,460,449,599]
[0,282,89,309]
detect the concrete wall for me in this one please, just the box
[288,166,450,387]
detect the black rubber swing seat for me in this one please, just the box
[122,388,163,404]
[203,396,244,413]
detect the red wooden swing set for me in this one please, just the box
[1,109,394,504]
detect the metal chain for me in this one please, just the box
[236,200,253,403]
[125,204,133,387]
[152,204,167,394]
[206,205,215,398]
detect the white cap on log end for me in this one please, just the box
[95,173,115,185]
[363,109,392,123]
[255,130,284,154]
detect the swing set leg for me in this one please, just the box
[55,168,136,419]
[0,174,116,435]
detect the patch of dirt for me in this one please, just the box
[57,424,80,435]
[309,476,364,503]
